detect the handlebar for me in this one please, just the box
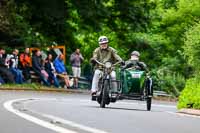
[93,59,122,67]
[113,61,122,66]
[93,59,105,66]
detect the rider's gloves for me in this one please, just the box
[120,61,125,66]
[135,65,141,70]
[90,58,95,63]
[90,58,97,66]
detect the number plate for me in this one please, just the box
[132,73,141,78]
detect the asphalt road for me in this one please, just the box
[0,90,200,133]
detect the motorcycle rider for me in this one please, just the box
[90,36,123,96]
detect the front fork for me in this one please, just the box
[102,74,111,92]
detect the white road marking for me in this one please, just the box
[42,114,108,133]
[4,98,108,133]
[4,99,77,133]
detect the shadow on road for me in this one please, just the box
[107,106,147,112]
[86,105,161,112]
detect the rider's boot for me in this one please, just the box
[91,91,97,101]
[110,89,119,102]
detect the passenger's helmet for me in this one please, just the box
[131,51,140,57]
[98,36,109,44]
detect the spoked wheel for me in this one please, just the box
[100,80,110,108]
[145,78,153,111]
[146,97,152,111]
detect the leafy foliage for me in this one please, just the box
[178,78,200,109]
[178,16,200,109]
[184,22,200,75]
[1,0,200,97]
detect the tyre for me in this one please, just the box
[100,80,110,108]
[146,97,152,111]
[97,80,103,104]
[146,77,153,96]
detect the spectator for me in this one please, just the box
[70,48,84,89]
[32,50,50,86]
[19,48,31,83]
[0,48,15,83]
[54,54,71,89]
[45,53,60,88]
[9,49,23,84]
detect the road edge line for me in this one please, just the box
[3,99,77,133]
[41,114,108,133]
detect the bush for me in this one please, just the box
[184,21,200,74]
[178,78,200,109]
[158,73,185,97]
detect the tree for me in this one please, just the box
[184,22,200,76]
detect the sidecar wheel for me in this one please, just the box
[146,97,152,111]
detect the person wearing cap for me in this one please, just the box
[123,51,152,95]
[90,36,123,96]
[123,51,153,92]
[123,51,147,71]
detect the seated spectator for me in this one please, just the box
[45,53,60,88]
[19,48,31,83]
[9,49,23,84]
[0,48,15,83]
[54,54,71,89]
[32,50,50,86]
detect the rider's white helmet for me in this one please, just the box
[98,36,109,44]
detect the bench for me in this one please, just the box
[29,70,91,89]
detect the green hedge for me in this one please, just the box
[177,78,200,109]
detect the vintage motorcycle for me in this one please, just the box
[91,60,153,111]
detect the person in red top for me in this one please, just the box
[19,48,31,82]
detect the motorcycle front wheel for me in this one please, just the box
[100,80,110,108]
